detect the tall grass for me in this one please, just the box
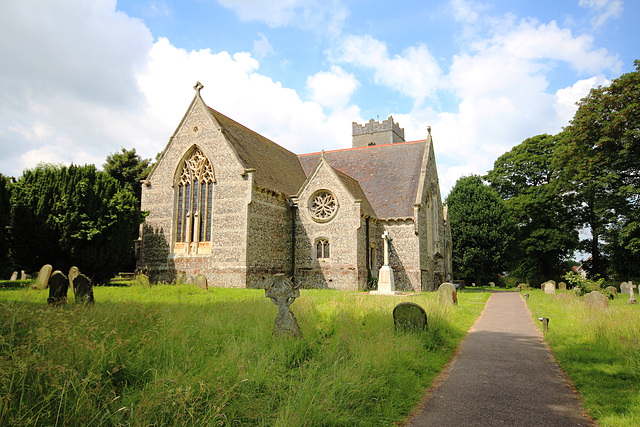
[526,289,640,426]
[0,285,489,426]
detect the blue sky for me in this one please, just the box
[0,0,637,195]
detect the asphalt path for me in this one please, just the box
[405,291,595,426]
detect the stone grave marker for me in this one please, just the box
[73,274,94,305]
[195,274,208,290]
[35,264,53,289]
[393,302,427,332]
[136,274,150,287]
[438,282,458,306]
[47,271,69,305]
[371,231,402,295]
[584,291,608,308]
[544,282,556,295]
[20,270,27,280]
[620,282,632,294]
[604,286,618,299]
[628,284,638,305]
[558,282,567,291]
[68,266,80,290]
[265,274,302,337]
[9,271,18,281]
[176,272,188,284]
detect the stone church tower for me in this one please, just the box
[139,83,452,291]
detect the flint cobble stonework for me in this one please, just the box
[139,87,452,291]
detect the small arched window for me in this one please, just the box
[175,148,214,250]
[316,239,330,259]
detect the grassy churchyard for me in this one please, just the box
[526,288,640,426]
[0,283,489,426]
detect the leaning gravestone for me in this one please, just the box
[195,274,208,290]
[10,271,18,281]
[438,282,458,306]
[35,264,53,289]
[620,282,632,294]
[604,286,618,299]
[393,302,427,332]
[47,271,69,305]
[544,282,556,295]
[584,291,608,308]
[265,274,302,337]
[136,274,150,287]
[73,274,94,305]
[68,266,80,290]
[558,282,567,291]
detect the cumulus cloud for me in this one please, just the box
[554,75,609,125]
[306,66,359,110]
[330,35,442,107]
[215,0,349,35]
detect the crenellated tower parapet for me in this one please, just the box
[352,116,405,148]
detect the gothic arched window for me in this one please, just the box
[175,148,214,250]
[316,238,330,259]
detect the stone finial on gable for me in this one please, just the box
[193,81,204,95]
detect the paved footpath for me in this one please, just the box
[405,291,595,426]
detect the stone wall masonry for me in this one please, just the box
[140,97,251,286]
[352,117,405,148]
[246,186,292,288]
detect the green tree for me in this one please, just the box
[103,147,151,203]
[555,60,640,278]
[10,164,146,281]
[486,134,579,282]
[446,175,517,285]
[0,174,12,276]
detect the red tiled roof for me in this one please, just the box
[298,141,427,218]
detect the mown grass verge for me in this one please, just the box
[0,285,489,426]
[526,289,640,426]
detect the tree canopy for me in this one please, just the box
[486,134,579,282]
[445,175,516,285]
[10,164,145,281]
[554,60,640,278]
[103,148,151,204]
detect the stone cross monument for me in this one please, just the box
[371,231,402,295]
[629,283,638,304]
[265,274,303,337]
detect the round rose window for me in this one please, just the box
[309,191,338,221]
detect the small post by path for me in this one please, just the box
[538,317,549,332]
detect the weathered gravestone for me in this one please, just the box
[628,284,638,305]
[584,291,608,308]
[393,302,427,332]
[558,282,567,291]
[489,281,496,287]
[620,282,632,294]
[10,271,18,281]
[544,281,556,295]
[20,270,27,280]
[136,274,150,287]
[35,264,53,289]
[73,274,94,305]
[68,266,80,290]
[604,286,618,299]
[265,274,302,337]
[438,282,458,306]
[176,272,188,284]
[47,271,69,305]
[195,274,208,290]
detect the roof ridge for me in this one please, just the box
[298,139,426,157]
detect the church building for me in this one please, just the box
[139,83,452,291]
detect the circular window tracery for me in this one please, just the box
[309,191,338,222]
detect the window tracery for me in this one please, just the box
[175,148,214,250]
[309,191,338,221]
[316,239,330,259]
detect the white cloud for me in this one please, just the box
[306,66,359,110]
[331,35,442,107]
[252,33,275,60]
[579,0,623,28]
[215,0,348,35]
